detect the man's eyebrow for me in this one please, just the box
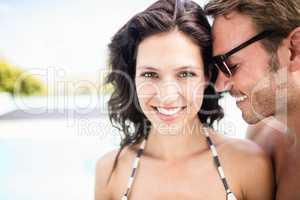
[227,53,240,61]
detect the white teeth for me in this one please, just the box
[156,107,182,115]
[235,95,247,103]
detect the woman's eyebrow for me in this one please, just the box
[175,66,200,71]
[137,65,201,71]
[137,66,159,71]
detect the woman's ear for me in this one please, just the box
[289,27,300,72]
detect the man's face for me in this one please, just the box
[212,12,278,124]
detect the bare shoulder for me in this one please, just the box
[95,145,136,185]
[96,149,120,182]
[246,118,286,156]
[95,149,120,200]
[247,118,286,142]
[210,130,269,158]
[211,131,272,173]
[95,145,140,200]
[210,131,274,199]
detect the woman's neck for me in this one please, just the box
[144,118,208,161]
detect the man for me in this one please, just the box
[204,0,300,199]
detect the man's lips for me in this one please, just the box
[230,91,248,103]
[234,95,248,103]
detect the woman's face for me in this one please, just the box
[135,29,206,133]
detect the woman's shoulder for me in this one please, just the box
[208,130,272,182]
[96,149,119,174]
[209,130,274,198]
[95,144,139,180]
[96,144,141,183]
[95,149,120,190]
[209,130,269,161]
[95,149,119,200]
[95,145,139,200]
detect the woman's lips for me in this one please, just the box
[151,106,186,122]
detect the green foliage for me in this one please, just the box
[0,59,46,96]
[99,83,114,94]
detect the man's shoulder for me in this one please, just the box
[247,118,286,141]
[246,118,287,156]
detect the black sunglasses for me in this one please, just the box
[211,30,274,77]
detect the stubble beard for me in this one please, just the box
[242,54,281,124]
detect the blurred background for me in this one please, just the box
[0,0,247,199]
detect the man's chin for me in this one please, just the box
[241,111,266,125]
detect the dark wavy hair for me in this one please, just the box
[106,0,223,152]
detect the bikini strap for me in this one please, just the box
[121,129,237,200]
[121,138,147,200]
[203,128,238,200]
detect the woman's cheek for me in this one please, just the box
[136,80,158,97]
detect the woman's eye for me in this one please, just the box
[140,72,158,78]
[179,71,196,78]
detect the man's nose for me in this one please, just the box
[215,72,233,92]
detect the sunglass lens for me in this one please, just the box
[213,58,231,77]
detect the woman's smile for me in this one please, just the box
[151,106,187,121]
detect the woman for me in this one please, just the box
[95,0,274,199]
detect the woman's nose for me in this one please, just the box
[157,81,181,105]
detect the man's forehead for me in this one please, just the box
[211,12,257,55]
